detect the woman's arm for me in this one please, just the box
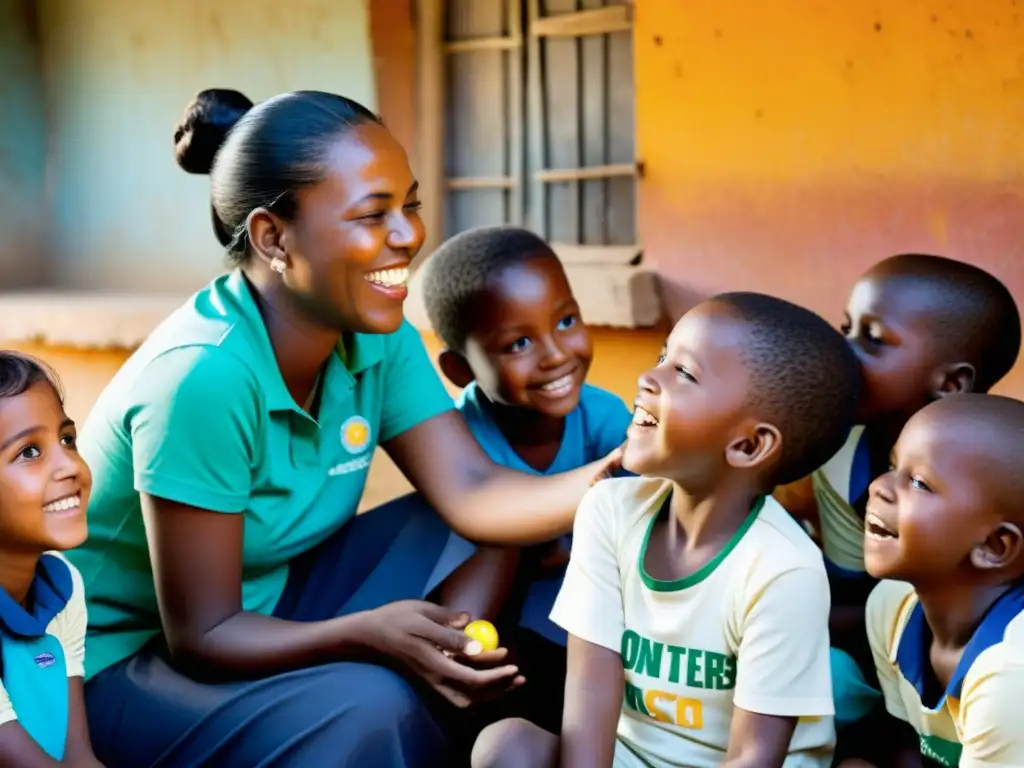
[143,495,520,703]
[384,411,618,545]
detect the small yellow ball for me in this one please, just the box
[464,619,499,652]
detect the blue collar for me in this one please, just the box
[896,584,1024,708]
[0,555,73,638]
[849,428,871,501]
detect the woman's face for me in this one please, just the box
[281,122,425,334]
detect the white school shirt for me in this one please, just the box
[551,477,836,768]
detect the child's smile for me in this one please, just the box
[0,381,91,552]
[462,256,592,419]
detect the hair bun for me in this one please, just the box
[173,89,254,175]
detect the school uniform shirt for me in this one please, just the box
[866,579,1024,768]
[67,269,454,679]
[0,552,86,760]
[811,425,870,575]
[550,477,836,768]
[456,380,630,644]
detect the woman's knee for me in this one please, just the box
[471,718,558,768]
[334,665,444,759]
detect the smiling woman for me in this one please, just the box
[65,90,619,767]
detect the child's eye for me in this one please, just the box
[506,337,531,353]
[657,353,667,366]
[61,434,77,449]
[404,201,423,213]
[360,211,387,223]
[676,366,696,383]
[16,445,41,461]
[909,476,931,492]
[556,314,577,331]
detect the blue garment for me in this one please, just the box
[0,554,73,760]
[456,382,631,644]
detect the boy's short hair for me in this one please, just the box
[714,292,859,486]
[0,351,64,403]
[878,254,1020,391]
[422,226,557,352]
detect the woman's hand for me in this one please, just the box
[360,601,525,708]
[590,444,624,485]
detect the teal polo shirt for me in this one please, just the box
[68,270,454,679]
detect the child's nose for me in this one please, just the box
[869,472,896,503]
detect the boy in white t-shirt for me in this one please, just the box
[839,395,1024,768]
[473,292,860,768]
[0,352,101,765]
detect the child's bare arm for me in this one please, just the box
[721,711,797,768]
[0,680,104,768]
[561,635,622,768]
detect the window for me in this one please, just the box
[416,0,658,328]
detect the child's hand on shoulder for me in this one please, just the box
[591,444,624,485]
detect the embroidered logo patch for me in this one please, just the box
[34,652,56,669]
[340,416,371,455]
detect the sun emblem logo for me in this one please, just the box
[340,416,371,455]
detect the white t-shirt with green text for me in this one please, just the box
[551,477,835,768]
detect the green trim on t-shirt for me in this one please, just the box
[638,494,764,592]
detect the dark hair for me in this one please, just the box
[173,89,382,262]
[875,254,1021,392]
[422,226,559,351]
[0,351,64,404]
[712,292,860,486]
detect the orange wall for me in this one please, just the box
[636,0,1024,395]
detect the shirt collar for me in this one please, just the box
[0,555,73,638]
[895,583,1024,707]
[224,270,385,413]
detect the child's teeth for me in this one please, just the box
[43,495,80,513]
[541,375,573,391]
[365,267,409,287]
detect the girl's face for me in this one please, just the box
[0,382,90,553]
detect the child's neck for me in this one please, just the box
[484,398,567,472]
[0,550,41,606]
[916,577,1015,650]
[668,480,760,548]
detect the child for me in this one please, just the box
[421,226,631,724]
[473,292,859,768]
[847,394,1024,768]
[796,254,1020,727]
[0,352,101,766]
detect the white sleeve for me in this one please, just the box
[865,580,914,723]
[733,567,835,717]
[0,680,15,727]
[45,555,87,678]
[549,484,624,652]
[959,656,1024,767]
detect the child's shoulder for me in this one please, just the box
[742,495,829,574]
[583,475,671,521]
[41,551,85,599]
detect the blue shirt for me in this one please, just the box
[457,381,631,643]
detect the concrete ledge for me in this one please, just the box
[0,293,185,349]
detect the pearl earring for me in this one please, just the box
[270,257,287,274]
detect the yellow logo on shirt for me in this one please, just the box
[341,416,371,455]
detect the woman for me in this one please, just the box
[69,89,617,767]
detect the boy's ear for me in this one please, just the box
[971,522,1024,572]
[932,362,977,398]
[438,350,475,389]
[725,422,782,473]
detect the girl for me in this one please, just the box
[0,352,101,767]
